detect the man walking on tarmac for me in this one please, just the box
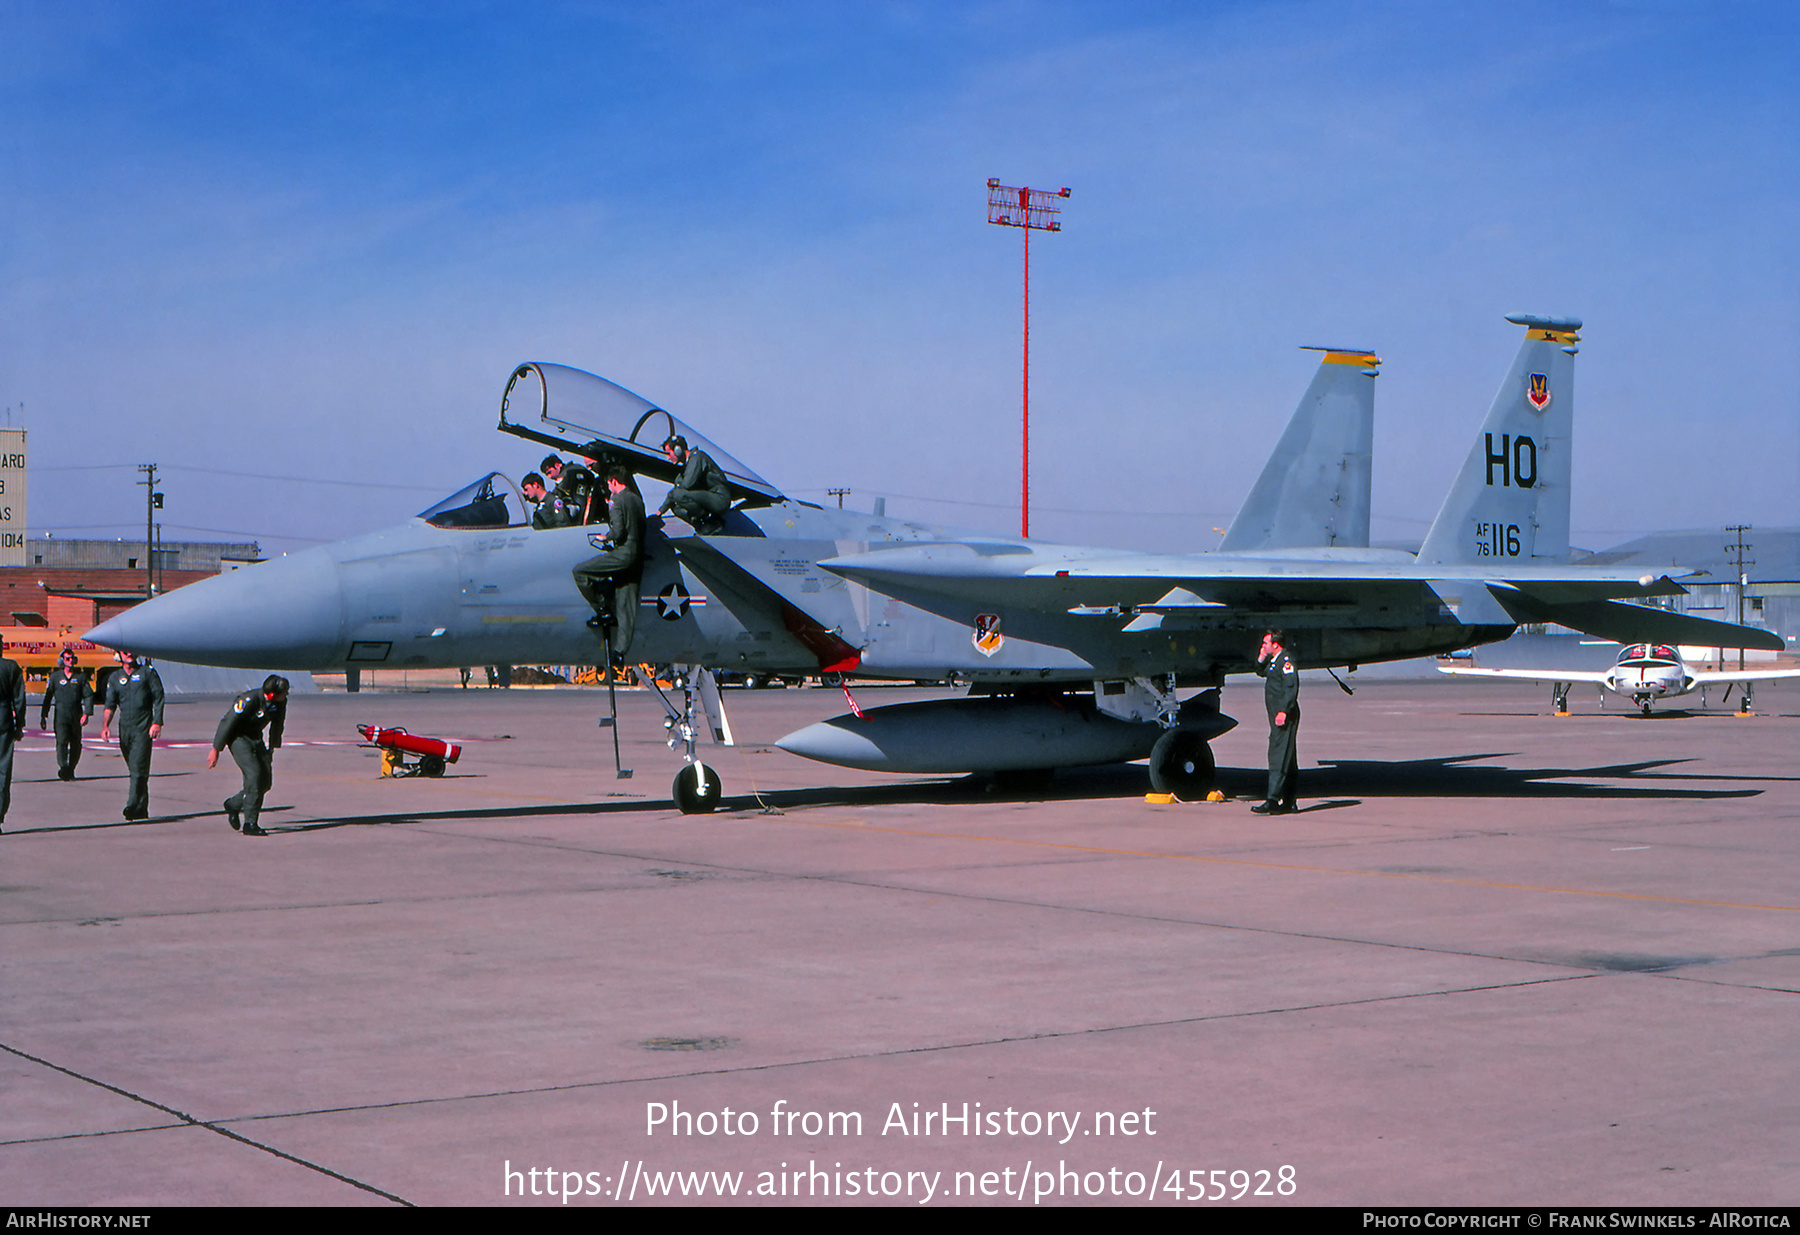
[101,651,164,821]
[208,675,289,836]
[571,470,645,666]
[1252,630,1300,815]
[0,649,22,830]
[41,650,94,781]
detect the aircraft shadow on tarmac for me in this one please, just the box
[14,753,1768,838]
[1300,753,1774,799]
[245,750,1767,834]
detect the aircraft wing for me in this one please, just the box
[1438,666,1612,685]
[1685,668,1800,686]
[819,542,1685,611]
[819,542,1785,651]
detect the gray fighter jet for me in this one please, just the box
[89,315,1780,810]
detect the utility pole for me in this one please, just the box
[987,179,1070,538]
[828,488,851,510]
[137,464,163,597]
[1725,524,1754,672]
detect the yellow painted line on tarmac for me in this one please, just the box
[778,815,1800,914]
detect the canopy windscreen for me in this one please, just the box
[417,472,528,529]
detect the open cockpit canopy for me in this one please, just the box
[498,363,783,504]
[417,472,528,529]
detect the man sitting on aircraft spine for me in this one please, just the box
[572,469,646,665]
[658,434,731,536]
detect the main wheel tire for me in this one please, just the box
[673,762,722,814]
[1148,729,1215,796]
[419,753,447,778]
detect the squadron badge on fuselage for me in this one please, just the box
[973,612,1003,657]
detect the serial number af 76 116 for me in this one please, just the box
[1474,522,1522,557]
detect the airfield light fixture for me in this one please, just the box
[987,179,1070,539]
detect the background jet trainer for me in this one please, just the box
[90,315,1781,802]
[1442,642,1800,714]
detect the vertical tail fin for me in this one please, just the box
[1417,314,1580,566]
[1220,346,1378,552]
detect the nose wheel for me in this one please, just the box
[673,761,722,814]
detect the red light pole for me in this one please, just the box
[987,179,1069,538]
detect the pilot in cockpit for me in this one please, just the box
[521,472,565,530]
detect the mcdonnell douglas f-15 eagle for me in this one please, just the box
[88,315,1780,809]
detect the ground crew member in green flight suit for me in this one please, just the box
[1252,630,1300,815]
[659,435,731,534]
[572,470,645,665]
[41,650,94,781]
[0,651,22,830]
[208,675,288,837]
[100,651,164,821]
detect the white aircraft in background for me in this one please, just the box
[1440,643,1800,714]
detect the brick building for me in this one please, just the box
[1,537,262,632]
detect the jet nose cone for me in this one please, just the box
[88,550,343,668]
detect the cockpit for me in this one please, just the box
[1618,644,1679,667]
[418,473,529,529]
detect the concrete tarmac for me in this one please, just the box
[1,679,1795,1207]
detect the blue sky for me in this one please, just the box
[3,1,1796,557]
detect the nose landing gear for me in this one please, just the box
[629,665,734,814]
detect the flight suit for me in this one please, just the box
[572,486,646,656]
[660,449,731,534]
[105,663,165,819]
[0,657,22,825]
[531,492,572,530]
[1256,647,1301,811]
[553,463,604,526]
[40,668,94,780]
[214,689,286,835]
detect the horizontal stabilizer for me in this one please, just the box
[1485,589,1785,651]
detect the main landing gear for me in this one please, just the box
[1148,728,1216,795]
